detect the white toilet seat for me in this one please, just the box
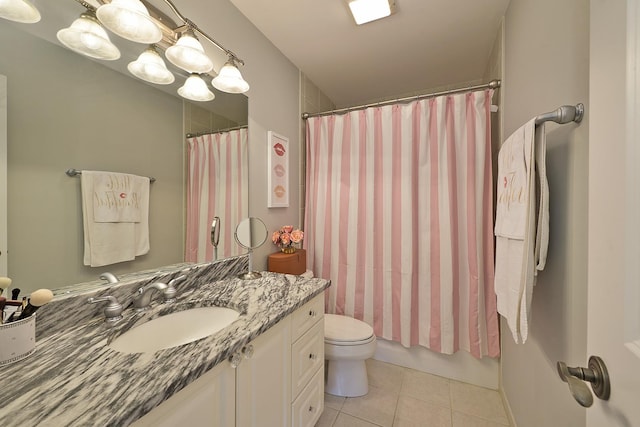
[325,334,375,346]
[324,313,374,342]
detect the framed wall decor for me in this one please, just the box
[267,131,289,208]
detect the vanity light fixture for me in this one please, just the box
[0,0,41,23]
[211,55,250,94]
[54,0,250,100]
[178,74,215,102]
[96,0,162,44]
[56,11,121,61]
[127,46,174,84]
[347,0,396,25]
[165,30,213,74]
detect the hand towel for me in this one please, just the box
[534,123,549,273]
[92,172,146,223]
[495,118,546,344]
[515,123,549,341]
[81,171,150,267]
[494,121,535,239]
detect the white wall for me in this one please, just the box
[501,0,589,426]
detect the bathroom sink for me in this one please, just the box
[109,306,241,354]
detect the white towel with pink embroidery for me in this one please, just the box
[92,172,146,223]
[494,119,549,344]
[81,171,150,267]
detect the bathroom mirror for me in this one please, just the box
[0,3,248,296]
[234,217,268,280]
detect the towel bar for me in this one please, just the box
[535,103,584,125]
[65,168,156,183]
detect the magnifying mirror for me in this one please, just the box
[234,217,268,279]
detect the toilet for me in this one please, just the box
[324,314,377,397]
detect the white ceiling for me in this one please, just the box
[228,0,511,108]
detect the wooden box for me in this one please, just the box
[268,249,307,275]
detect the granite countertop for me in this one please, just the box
[0,272,329,427]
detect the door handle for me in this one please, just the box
[557,355,610,407]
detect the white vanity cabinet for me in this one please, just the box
[131,359,236,427]
[290,295,325,427]
[237,293,325,427]
[131,294,325,427]
[236,315,292,427]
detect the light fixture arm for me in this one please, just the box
[161,0,244,66]
[73,0,97,12]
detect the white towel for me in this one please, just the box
[494,121,535,238]
[92,172,146,223]
[494,119,549,344]
[81,171,150,267]
[534,124,549,272]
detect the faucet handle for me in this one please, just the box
[163,285,177,303]
[88,295,123,323]
[168,275,187,287]
[99,272,119,284]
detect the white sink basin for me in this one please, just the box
[109,306,241,354]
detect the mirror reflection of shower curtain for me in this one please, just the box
[305,90,499,359]
[185,128,248,262]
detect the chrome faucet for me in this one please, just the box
[132,282,177,311]
[87,295,123,323]
[99,272,119,284]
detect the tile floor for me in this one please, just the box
[315,359,513,427]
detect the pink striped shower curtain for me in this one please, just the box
[304,90,499,358]
[185,128,248,262]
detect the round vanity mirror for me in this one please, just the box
[234,217,268,279]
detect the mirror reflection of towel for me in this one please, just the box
[81,171,150,267]
[92,173,147,223]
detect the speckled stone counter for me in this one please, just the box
[0,267,329,427]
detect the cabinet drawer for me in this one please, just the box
[291,294,324,342]
[291,367,324,427]
[291,319,324,398]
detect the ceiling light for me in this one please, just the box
[128,46,175,85]
[0,0,41,23]
[57,12,121,61]
[165,31,214,74]
[348,0,394,25]
[211,56,250,94]
[178,74,215,102]
[96,0,162,44]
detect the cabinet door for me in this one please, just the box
[236,317,292,427]
[131,360,236,427]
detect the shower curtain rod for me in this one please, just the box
[301,79,501,119]
[186,125,248,138]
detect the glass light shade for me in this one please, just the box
[348,0,391,25]
[0,0,41,23]
[57,13,121,61]
[178,74,215,102]
[96,0,162,44]
[165,33,213,74]
[211,60,250,94]
[128,47,175,85]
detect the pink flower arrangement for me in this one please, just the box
[272,225,304,249]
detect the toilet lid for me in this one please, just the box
[324,314,374,342]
